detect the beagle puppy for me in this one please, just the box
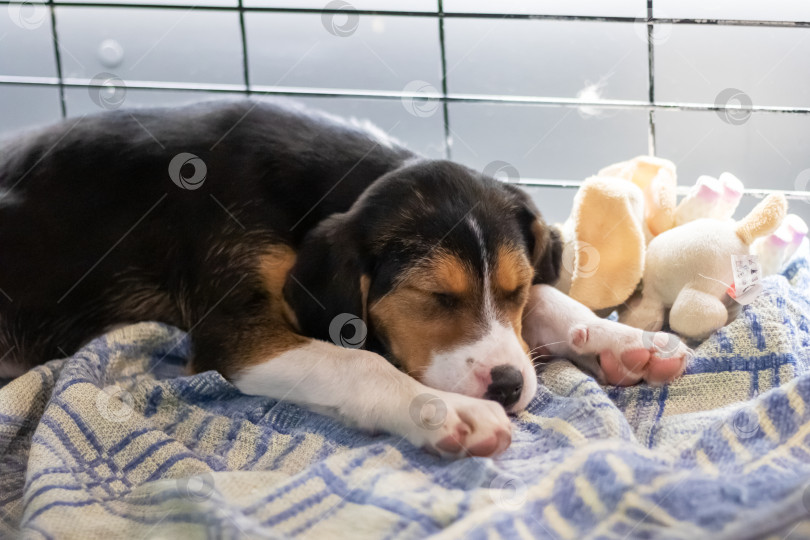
[0,100,690,458]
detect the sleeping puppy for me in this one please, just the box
[0,100,690,457]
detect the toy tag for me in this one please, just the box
[729,254,763,305]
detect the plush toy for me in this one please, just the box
[674,172,744,225]
[555,176,646,312]
[617,194,787,339]
[557,156,807,341]
[598,155,678,239]
[752,214,808,276]
[555,156,676,312]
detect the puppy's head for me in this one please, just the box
[284,160,561,412]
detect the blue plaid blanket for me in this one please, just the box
[3,255,810,539]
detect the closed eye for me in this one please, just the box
[432,292,460,310]
[502,284,528,303]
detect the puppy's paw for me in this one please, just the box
[569,322,692,387]
[406,392,512,459]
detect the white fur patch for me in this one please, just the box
[232,338,513,456]
[423,320,536,411]
[466,216,495,321]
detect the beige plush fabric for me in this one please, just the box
[598,155,678,237]
[736,193,788,245]
[564,177,647,311]
[556,155,679,311]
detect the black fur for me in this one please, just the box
[0,99,560,376]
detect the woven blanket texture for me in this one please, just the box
[3,256,810,539]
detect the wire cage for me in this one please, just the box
[1,0,809,225]
[4,4,810,538]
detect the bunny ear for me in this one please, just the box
[599,155,678,237]
[565,177,647,311]
[735,193,787,245]
[750,213,808,276]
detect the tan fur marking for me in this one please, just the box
[258,245,298,299]
[495,246,533,294]
[229,245,306,372]
[423,253,471,295]
[370,286,477,380]
[256,245,302,331]
[360,274,371,322]
[246,329,308,366]
[369,254,477,380]
[495,247,534,354]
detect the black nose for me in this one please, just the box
[485,365,523,408]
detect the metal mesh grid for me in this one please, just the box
[1,1,809,201]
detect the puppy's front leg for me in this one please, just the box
[233,339,512,458]
[521,284,692,386]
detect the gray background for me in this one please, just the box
[1,0,809,225]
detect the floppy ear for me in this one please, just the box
[507,186,563,285]
[282,213,371,346]
[525,213,563,285]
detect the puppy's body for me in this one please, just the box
[0,101,409,370]
[0,100,691,457]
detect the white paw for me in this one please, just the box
[568,321,693,386]
[405,391,512,458]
